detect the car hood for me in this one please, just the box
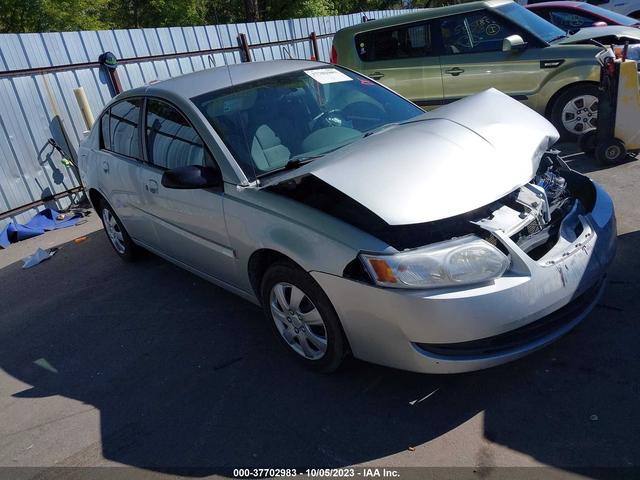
[555,26,640,44]
[262,89,559,226]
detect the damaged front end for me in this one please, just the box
[271,150,604,291]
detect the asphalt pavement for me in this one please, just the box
[0,151,638,478]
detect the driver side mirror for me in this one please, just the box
[502,35,527,53]
[161,165,222,190]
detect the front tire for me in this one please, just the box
[551,84,599,140]
[261,262,347,372]
[99,200,138,262]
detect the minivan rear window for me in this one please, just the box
[355,22,432,61]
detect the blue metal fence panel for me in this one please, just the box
[0,9,414,229]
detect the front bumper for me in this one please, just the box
[312,182,617,374]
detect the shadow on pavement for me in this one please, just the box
[0,228,638,475]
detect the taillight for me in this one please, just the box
[330,46,338,64]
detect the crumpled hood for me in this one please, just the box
[555,26,640,44]
[264,89,559,225]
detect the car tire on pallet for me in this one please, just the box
[595,138,627,165]
[578,129,598,155]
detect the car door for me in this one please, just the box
[355,21,443,108]
[96,98,157,245]
[137,97,237,285]
[437,9,547,109]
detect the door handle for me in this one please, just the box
[369,71,385,80]
[146,179,158,194]
[102,161,109,173]
[445,67,465,76]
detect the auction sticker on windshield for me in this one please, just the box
[305,68,352,84]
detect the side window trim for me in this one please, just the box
[99,110,110,150]
[142,96,221,174]
[100,97,144,161]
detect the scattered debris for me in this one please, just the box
[409,388,439,406]
[1,208,84,248]
[22,248,57,269]
[34,357,59,373]
[408,446,416,452]
[74,236,88,244]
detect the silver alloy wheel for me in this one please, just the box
[102,208,126,254]
[561,94,598,135]
[269,282,328,360]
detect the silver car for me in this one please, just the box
[79,60,616,374]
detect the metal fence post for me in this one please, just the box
[238,33,252,62]
[309,32,320,61]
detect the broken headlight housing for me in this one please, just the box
[360,235,510,289]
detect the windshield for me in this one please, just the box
[191,66,423,179]
[496,3,567,43]
[579,2,639,26]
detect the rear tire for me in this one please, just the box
[595,138,627,165]
[99,200,138,262]
[550,84,599,140]
[261,261,347,373]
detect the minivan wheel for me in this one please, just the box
[99,200,137,261]
[551,84,599,140]
[261,262,347,372]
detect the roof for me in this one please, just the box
[129,59,322,99]
[333,0,512,35]
[527,1,593,9]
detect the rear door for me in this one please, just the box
[137,98,237,285]
[355,21,443,108]
[437,9,547,109]
[96,98,157,245]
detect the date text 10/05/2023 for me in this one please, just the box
[233,468,401,478]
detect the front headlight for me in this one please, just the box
[360,235,510,289]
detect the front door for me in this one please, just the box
[355,20,443,108]
[138,98,237,286]
[437,10,546,110]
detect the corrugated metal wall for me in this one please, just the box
[0,9,413,229]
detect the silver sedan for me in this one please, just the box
[79,60,616,373]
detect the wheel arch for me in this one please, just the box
[87,188,106,212]
[545,80,599,118]
[247,249,306,301]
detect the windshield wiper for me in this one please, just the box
[256,156,320,179]
[549,34,568,42]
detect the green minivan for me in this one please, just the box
[331,0,637,138]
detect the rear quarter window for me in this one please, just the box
[355,22,432,61]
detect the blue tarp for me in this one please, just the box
[0,208,82,249]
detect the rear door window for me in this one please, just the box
[355,22,432,61]
[107,99,142,159]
